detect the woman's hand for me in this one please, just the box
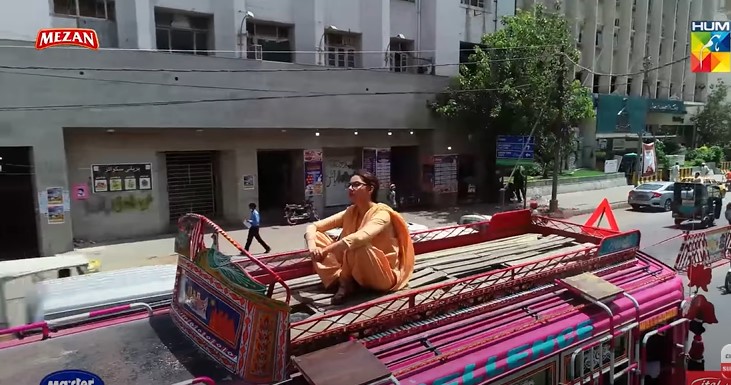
[309,247,325,262]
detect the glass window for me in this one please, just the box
[195,31,209,55]
[155,28,170,51]
[170,29,195,53]
[636,184,663,191]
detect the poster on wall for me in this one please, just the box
[242,175,255,190]
[362,148,377,174]
[433,154,458,194]
[375,149,391,188]
[304,149,324,197]
[72,183,89,200]
[46,187,66,224]
[325,155,356,206]
[641,142,657,176]
[91,163,152,193]
[304,149,323,163]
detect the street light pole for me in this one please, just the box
[549,46,566,212]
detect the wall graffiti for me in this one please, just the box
[325,157,355,207]
[76,179,154,215]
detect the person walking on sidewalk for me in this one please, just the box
[244,203,271,254]
[513,165,526,203]
[725,203,731,226]
[670,162,680,182]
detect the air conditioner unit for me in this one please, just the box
[251,44,263,60]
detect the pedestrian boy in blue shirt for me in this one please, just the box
[244,203,271,253]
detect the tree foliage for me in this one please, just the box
[433,4,595,173]
[691,80,731,146]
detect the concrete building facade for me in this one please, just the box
[3,0,514,258]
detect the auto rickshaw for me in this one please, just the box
[672,181,723,227]
[679,176,727,197]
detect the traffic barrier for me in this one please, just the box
[679,167,694,179]
[638,170,663,184]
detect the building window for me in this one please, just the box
[246,22,293,62]
[155,10,212,56]
[461,0,486,8]
[627,78,633,93]
[596,26,603,45]
[53,0,115,20]
[388,38,414,73]
[325,33,360,68]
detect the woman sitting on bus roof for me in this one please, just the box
[304,170,415,305]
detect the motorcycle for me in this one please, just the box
[284,196,319,225]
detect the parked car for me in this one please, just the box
[458,214,492,225]
[324,222,429,241]
[628,181,675,211]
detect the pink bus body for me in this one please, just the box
[0,210,690,385]
[389,255,685,385]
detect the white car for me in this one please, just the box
[458,214,492,225]
[325,222,429,241]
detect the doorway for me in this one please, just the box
[165,151,221,223]
[0,147,40,260]
[257,150,301,222]
[390,146,420,203]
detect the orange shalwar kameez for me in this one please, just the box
[309,203,415,292]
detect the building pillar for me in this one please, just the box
[421,0,461,76]
[115,0,155,50]
[564,0,580,77]
[211,0,241,59]
[646,0,664,98]
[579,0,598,89]
[293,0,324,65]
[694,0,719,102]
[670,0,690,98]
[614,0,634,95]
[359,0,390,69]
[629,0,650,97]
[657,0,678,99]
[684,0,703,101]
[597,0,616,94]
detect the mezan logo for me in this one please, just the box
[35,28,99,50]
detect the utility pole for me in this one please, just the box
[549,46,566,213]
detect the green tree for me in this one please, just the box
[691,79,731,146]
[433,4,594,201]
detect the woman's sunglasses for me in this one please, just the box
[347,181,367,189]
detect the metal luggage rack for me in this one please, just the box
[229,211,632,355]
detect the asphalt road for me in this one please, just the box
[573,206,731,371]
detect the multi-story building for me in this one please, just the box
[543,0,718,168]
[0,0,519,258]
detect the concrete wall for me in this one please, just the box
[0,0,506,77]
[64,129,420,242]
[0,44,449,255]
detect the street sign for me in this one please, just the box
[496,135,535,160]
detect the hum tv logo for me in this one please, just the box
[690,21,731,73]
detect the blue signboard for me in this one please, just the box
[496,135,535,160]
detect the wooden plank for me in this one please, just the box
[408,270,449,288]
[416,233,543,261]
[503,243,594,267]
[423,237,574,270]
[419,235,569,267]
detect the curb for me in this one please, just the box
[540,201,630,219]
[571,202,630,216]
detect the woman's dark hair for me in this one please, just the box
[353,169,380,202]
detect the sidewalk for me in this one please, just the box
[58,185,634,272]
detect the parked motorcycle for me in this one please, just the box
[284,196,319,225]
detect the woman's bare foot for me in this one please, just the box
[330,280,355,305]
